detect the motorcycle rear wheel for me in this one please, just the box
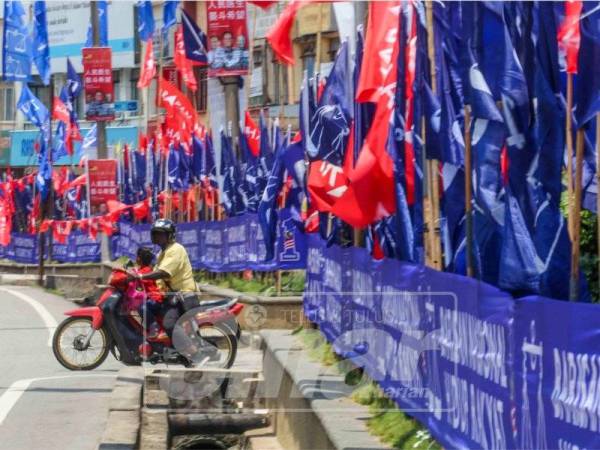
[52,317,110,370]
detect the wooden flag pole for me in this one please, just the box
[464,105,474,277]
[566,73,575,240]
[425,1,443,270]
[570,129,585,301]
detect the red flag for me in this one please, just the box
[106,200,131,221]
[132,199,150,221]
[266,0,308,65]
[138,39,157,88]
[52,220,73,244]
[174,25,197,92]
[39,219,54,233]
[0,197,12,246]
[355,1,402,103]
[139,132,148,155]
[98,215,116,236]
[248,0,277,9]
[244,111,260,157]
[403,4,417,205]
[52,96,70,123]
[307,160,348,212]
[557,0,583,74]
[158,77,198,141]
[67,174,87,190]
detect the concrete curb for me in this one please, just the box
[97,367,144,450]
[197,283,303,304]
[261,330,391,450]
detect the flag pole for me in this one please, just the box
[569,128,585,301]
[566,72,575,240]
[464,105,474,277]
[425,1,443,270]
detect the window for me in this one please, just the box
[0,84,14,121]
[301,41,316,80]
[130,69,140,102]
[112,70,121,101]
[271,52,288,106]
[193,67,208,113]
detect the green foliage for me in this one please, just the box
[193,270,305,296]
[296,328,439,450]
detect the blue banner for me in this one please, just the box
[51,231,100,263]
[110,211,307,271]
[304,236,600,450]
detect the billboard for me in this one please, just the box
[83,47,115,121]
[88,159,118,208]
[206,1,249,77]
[45,1,135,73]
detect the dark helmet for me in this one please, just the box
[151,219,176,244]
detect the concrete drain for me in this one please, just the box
[171,435,238,450]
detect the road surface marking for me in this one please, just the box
[0,287,58,346]
[0,374,115,426]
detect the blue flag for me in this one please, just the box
[220,131,244,216]
[52,121,68,162]
[167,144,181,191]
[2,0,31,81]
[239,132,260,213]
[36,139,52,201]
[282,140,306,220]
[182,9,208,65]
[574,2,600,128]
[191,135,204,181]
[202,133,217,187]
[163,0,180,31]
[305,41,351,166]
[85,1,108,47]
[17,84,50,140]
[66,58,82,99]
[32,1,50,86]
[137,0,155,42]
[258,135,287,261]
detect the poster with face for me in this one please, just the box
[82,47,115,121]
[206,1,249,77]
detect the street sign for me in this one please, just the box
[114,100,139,112]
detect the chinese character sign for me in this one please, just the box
[206,0,249,77]
[82,47,115,121]
[88,159,118,209]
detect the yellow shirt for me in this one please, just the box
[155,242,197,293]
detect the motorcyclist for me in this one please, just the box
[128,219,198,339]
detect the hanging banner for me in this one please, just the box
[206,1,249,77]
[82,47,115,121]
[88,159,118,210]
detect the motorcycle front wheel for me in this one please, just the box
[52,317,110,370]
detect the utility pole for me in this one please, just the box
[90,1,108,159]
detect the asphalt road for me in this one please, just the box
[0,285,120,450]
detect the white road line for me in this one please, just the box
[0,287,58,347]
[0,374,115,426]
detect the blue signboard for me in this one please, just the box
[114,101,138,112]
[9,126,138,166]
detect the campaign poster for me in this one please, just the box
[82,47,116,121]
[88,159,118,211]
[206,1,249,77]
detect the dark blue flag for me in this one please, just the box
[85,1,108,47]
[52,121,68,162]
[258,135,287,261]
[220,131,244,216]
[282,140,306,220]
[182,9,208,65]
[202,133,217,187]
[66,58,82,99]
[167,145,181,191]
[2,0,31,81]
[32,1,50,86]
[191,135,204,181]
[137,0,155,42]
[163,0,180,31]
[574,2,600,128]
[305,41,351,166]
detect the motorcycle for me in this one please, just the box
[52,266,244,371]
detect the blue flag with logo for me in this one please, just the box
[67,58,82,99]
[220,131,244,216]
[32,1,50,86]
[2,0,31,81]
[137,0,155,42]
[37,139,52,201]
[17,84,49,139]
[167,145,181,191]
[182,9,208,65]
[258,136,287,261]
[85,1,108,47]
[191,135,204,182]
[52,121,68,162]
[163,0,180,31]
[202,133,217,187]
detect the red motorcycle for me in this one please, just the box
[52,267,244,371]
